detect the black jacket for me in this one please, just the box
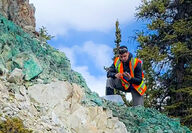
[107,53,142,85]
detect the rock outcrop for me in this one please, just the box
[0,0,35,33]
[0,80,128,133]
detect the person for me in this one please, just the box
[106,45,147,106]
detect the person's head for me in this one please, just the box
[119,46,129,62]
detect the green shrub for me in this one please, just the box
[0,117,32,133]
[39,26,54,41]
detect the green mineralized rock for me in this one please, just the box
[82,91,103,106]
[23,57,43,80]
[1,44,12,62]
[0,14,88,88]
[12,52,43,80]
[104,105,191,133]
[83,91,191,132]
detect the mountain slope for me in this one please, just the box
[0,14,191,133]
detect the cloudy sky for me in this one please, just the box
[29,0,145,100]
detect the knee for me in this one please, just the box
[107,77,113,81]
[106,78,114,86]
[106,77,114,84]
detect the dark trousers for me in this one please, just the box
[106,78,144,106]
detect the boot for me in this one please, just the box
[106,87,115,95]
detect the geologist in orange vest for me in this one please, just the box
[106,45,147,106]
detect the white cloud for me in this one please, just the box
[73,65,107,96]
[29,0,141,35]
[59,41,112,96]
[60,41,113,71]
[81,41,113,70]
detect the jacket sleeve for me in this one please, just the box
[128,62,142,85]
[107,63,117,78]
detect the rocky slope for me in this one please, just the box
[0,79,128,133]
[0,1,191,133]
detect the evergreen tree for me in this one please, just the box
[113,20,121,58]
[39,26,54,41]
[104,20,121,71]
[136,0,192,129]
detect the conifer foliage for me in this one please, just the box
[113,20,121,58]
[136,0,192,129]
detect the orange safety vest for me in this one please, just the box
[114,57,147,95]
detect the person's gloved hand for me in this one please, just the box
[123,72,131,80]
[115,73,123,79]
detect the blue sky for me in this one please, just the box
[29,0,145,99]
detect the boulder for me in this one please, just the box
[12,52,43,81]
[28,81,73,108]
[103,95,124,105]
[7,68,23,84]
[23,57,43,80]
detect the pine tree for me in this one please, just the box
[136,0,192,129]
[39,26,54,41]
[104,20,121,71]
[113,20,121,58]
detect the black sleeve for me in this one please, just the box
[107,63,117,78]
[128,62,142,85]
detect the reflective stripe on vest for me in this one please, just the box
[114,57,130,90]
[114,57,147,95]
